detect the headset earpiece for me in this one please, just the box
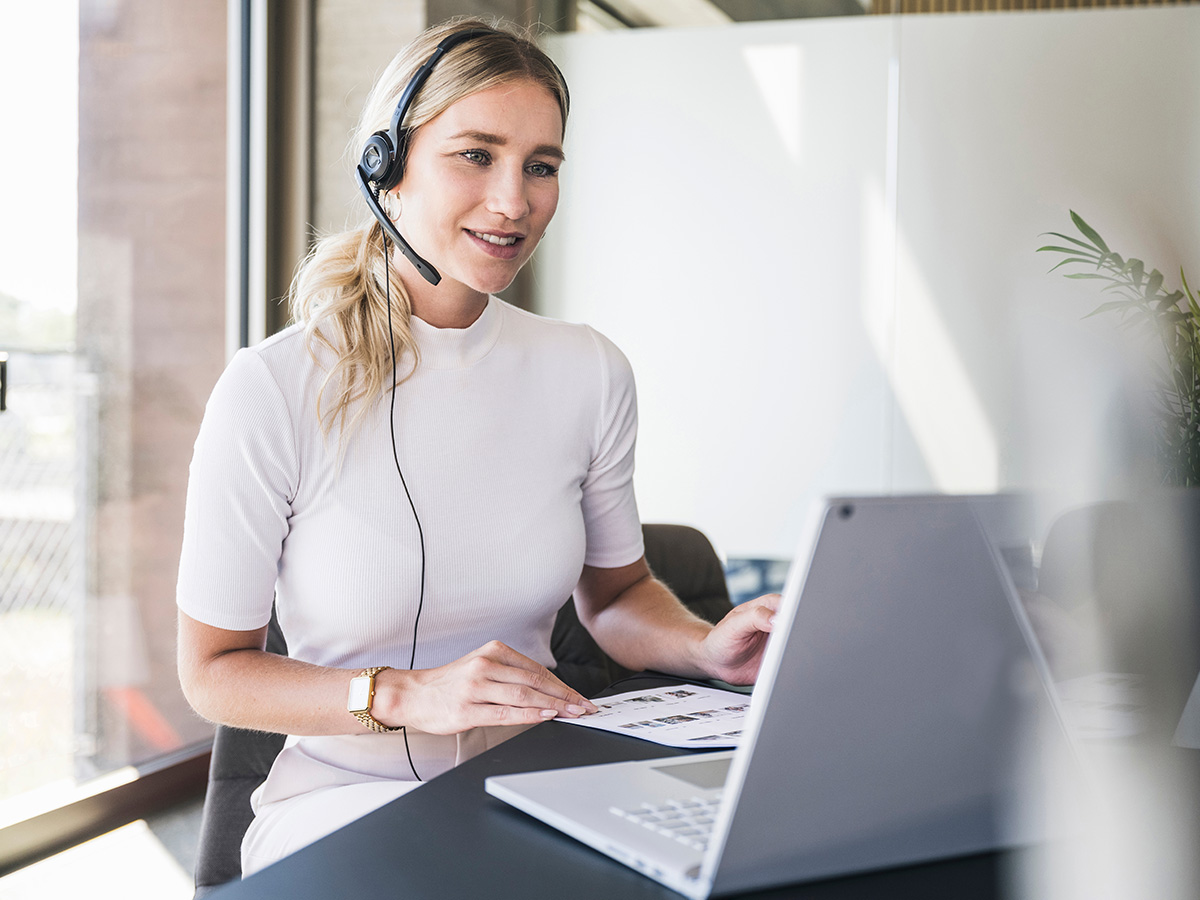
[356,27,493,285]
[361,131,397,187]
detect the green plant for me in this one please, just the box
[1039,211,1200,486]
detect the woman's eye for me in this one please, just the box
[460,149,490,165]
[527,162,558,178]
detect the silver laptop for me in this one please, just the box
[486,494,1075,899]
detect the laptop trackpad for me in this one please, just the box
[652,756,732,790]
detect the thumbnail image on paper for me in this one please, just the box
[557,686,750,748]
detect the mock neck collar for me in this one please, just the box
[409,295,503,369]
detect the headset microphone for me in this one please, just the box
[355,168,441,286]
[356,28,492,287]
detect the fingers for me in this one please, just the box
[746,593,781,632]
[741,592,781,621]
[469,641,597,712]
[759,591,782,611]
[697,593,783,686]
[406,641,598,734]
[717,593,781,636]
[733,593,782,637]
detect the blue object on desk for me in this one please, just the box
[724,557,790,606]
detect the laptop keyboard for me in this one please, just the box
[609,793,723,852]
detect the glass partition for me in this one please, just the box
[0,0,225,831]
[534,7,1199,896]
[563,0,1189,30]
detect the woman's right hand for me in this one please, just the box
[375,640,597,734]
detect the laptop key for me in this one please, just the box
[611,794,723,851]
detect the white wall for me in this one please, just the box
[539,8,1200,558]
[890,8,1200,509]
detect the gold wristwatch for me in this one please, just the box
[347,666,403,733]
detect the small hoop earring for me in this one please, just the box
[385,193,402,221]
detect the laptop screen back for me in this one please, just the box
[707,495,1069,895]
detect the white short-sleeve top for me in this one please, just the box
[176,296,644,675]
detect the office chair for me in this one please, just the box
[192,522,733,897]
[550,523,734,697]
[191,610,288,897]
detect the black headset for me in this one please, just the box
[366,27,494,781]
[365,29,566,780]
[354,28,494,286]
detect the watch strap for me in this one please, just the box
[351,666,404,733]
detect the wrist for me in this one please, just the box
[371,666,413,728]
[347,666,407,733]
[677,621,717,680]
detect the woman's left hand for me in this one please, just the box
[694,593,781,685]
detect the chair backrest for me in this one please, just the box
[192,610,288,897]
[550,523,733,696]
[192,522,732,896]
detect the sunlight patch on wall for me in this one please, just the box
[861,182,897,488]
[889,234,1000,492]
[743,43,804,164]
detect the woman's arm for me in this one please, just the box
[177,611,596,736]
[572,558,780,686]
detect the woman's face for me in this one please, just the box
[392,79,564,299]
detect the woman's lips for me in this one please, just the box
[466,229,523,260]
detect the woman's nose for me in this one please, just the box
[486,167,530,221]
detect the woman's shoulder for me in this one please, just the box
[495,297,592,335]
[240,321,316,370]
[204,323,329,428]
[495,299,631,372]
[220,323,329,390]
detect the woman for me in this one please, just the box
[176,18,778,876]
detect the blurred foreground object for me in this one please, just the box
[1018,492,1200,900]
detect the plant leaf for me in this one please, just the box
[1037,245,1102,258]
[1084,300,1132,317]
[1070,211,1110,254]
[1182,269,1200,315]
[1100,283,1138,297]
[1147,269,1164,296]
[1048,257,1108,274]
[1042,231,1102,253]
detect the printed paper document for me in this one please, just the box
[557,685,750,748]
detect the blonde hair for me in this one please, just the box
[289,18,570,436]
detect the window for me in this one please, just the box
[0,0,226,855]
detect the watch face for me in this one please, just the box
[347,675,372,713]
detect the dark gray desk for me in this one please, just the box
[209,676,1005,900]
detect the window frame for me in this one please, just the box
[0,0,312,875]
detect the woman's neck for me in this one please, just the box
[399,264,488,329]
